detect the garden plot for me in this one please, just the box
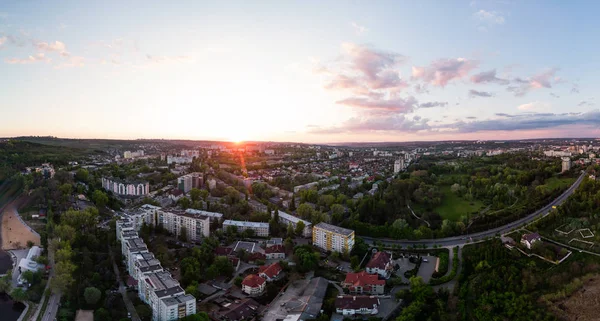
[578,228,594,239]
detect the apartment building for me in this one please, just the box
[125,238,149,276]
[223,220,270,237]
[117,219,196,321]
[185,209,223,222]
[159,294,196,321]
[160,211,210,242]
[133,252,164,282]
[177,172,203,193]
[312,222,355,253]
[276,211,312,237]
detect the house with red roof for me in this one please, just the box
[247,252,266,264]
[365,251,393,278]
[342,271,385,295]
[521,232,541,249]
[258,262,282,282]
[264,245,285,260]
[241,274,266,296]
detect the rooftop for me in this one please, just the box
[233,241,264,254]
[185,208,224,219]
[161,294,195,307]
[335,295,379,310]
[146,271,184,298]
[127,238,148,252]
[223,220,269,228]
[277,211,311,226]
[242,274,266,288]
[365,251,392,270]
[314,222,354,236]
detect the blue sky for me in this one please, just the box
[1,0,599,142]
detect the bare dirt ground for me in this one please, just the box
[1,204,40,250]
[553,275,600,321]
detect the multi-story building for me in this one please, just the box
[102,177,149,197]
[159,294,196,321]
[275,211,312,237]
[562,157,572,173]
[312,222,355,253]
[184,209,223,222]
[167,155,194,164]
[133,252,164,282]
[125,238,149,276]
[223,220,269,237]
[365,251,394,278]
[342,271,385,295]
[394,158,404,173]
[117,219,196,321]
[176,172,203,193]
[139,271,195,321]
[161,211,210,242]
[265,245,285,260]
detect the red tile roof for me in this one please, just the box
[247,252,266,261]
[264,245,285,254]
[242,274,265,288]
[258,262,282,279]
[215,246,233,256]
[366,251,392,270]
[343,271,385,292]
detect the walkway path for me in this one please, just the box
[108,245,140,321]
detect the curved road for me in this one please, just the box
[362,171,587,248]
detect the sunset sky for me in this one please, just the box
[1,1,599,143]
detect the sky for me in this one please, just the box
[1,0,599,143]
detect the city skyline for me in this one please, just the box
[1,1,599,143]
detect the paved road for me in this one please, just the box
[362,172,587,248]
[41,244,61,321]
[109,245,141,321]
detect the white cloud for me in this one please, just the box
[518,101,549,111]
[35,40,66,52]
[474,10,505,25]
[351,22,368,35]
[5,53,51,64]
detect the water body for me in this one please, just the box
[0,293,25,321]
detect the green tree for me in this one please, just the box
[10,288,27,302]
[179,197,191,209]
[294,221,306,236]
[294,246,319,272]
[296,203,314,220]
[91,190,108,208]
[75,168,89,182]
[190,188,202,202]
[94,308,111,321]
[84,286,101,305]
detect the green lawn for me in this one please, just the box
[538,176,575,192]
[435,186,485,221]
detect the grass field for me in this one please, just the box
[539,176,576,192]
[435,185,485,221]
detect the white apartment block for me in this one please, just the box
[160,294,196,321]
[276,211,312,237]
[313,222,355,253]
[394,158,405,173]
[133,252,164,282]
[125,238,149,276]
[185,209,223,222]
[117,218,196,321]
[160,211,210,242]
[223,220,270,237]
[102,177,149,197]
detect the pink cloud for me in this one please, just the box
[412,58,478,86]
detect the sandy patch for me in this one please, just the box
[1,205,40,250]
